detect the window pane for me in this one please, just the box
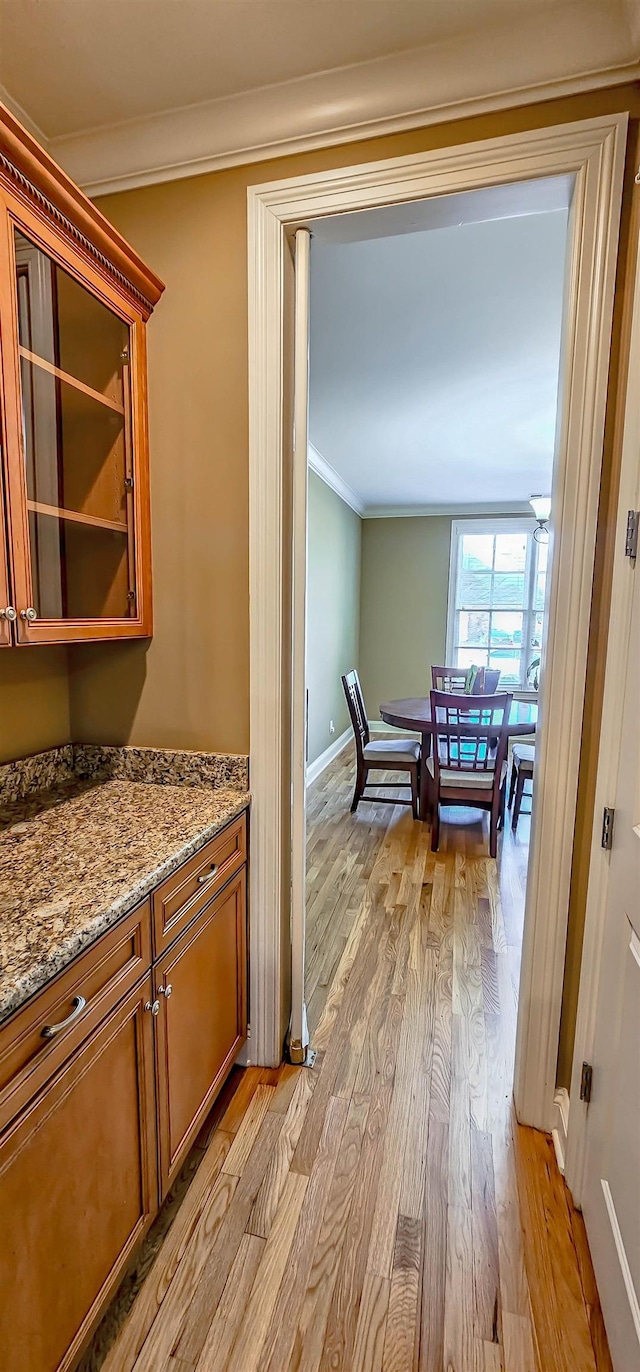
[490,612,523,647]
[494,533,527,572]
[457,610,489,647]
[461,535,494,571]
[489,648,522,683]
[535,572,547,611]
[492,573,525,608]
[456,647,489,668]
[458,571,492,607]
[536,539,549,573]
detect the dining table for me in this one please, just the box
[379,696,538,821]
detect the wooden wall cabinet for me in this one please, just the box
[0,814,247,1372]
[0,103,164,643]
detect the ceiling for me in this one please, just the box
[0,0,637,193]
[0,0,542,138]
[308,179,571,512]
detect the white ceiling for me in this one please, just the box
[0,0,637,193]
[0,0,539,138]
[308,179,571,511]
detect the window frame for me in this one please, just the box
[445,516,544,692]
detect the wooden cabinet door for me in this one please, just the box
[154,869,247,1195]
[0,976,158,1372]
[0,191,152,643]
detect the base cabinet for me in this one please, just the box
[0,814,248,1372]
[0,977,158,1372]
[154,869,247,1195]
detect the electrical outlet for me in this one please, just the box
[329,720,335,735]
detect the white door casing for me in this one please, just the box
[289,227,311,1064]
[247,113,627,1131]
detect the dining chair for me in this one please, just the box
[341,670,420,818]
[431,665,501,694]
[427,689,513,857]
[508,742,535,830]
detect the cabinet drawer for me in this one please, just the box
[152,812,246,956]
[154,868,247,1195]
[0,898,151,1131]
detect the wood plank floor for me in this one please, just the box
[96,744,611,1372]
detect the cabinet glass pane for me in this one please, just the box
[13,228,135,620]
[15,229,128,404]
[28,512,130,619]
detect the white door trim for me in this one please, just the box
[247,113,627,1120]
[564,222,640,1204]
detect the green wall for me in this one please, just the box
[359,516,451,713]
[307,470,362,765]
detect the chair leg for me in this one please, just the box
[351,762,367,812]
[508,759,518,810]
[512,770,527,830]
[411,764,419,821]
[489,804,499,859]
[430,796,440,850]
[498,778,507,831]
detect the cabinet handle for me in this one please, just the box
[20,607,37,622]
[158,983,173,998]
[41,994,87,1039]
[0,607,17,621]
[197,864,219,885]
[145,999,160,1016]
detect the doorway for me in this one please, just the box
[247,114,627,1139]
[301,180,568,1048]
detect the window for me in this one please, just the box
[446,519,548,689]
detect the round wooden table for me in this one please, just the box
[379,696,538,820]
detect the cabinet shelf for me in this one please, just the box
[19,346,125,415]
[27,500,128,534]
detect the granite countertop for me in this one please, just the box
[0,746,250,1026]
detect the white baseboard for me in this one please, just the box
[552,1087,570,1174]
[306,727,352,786]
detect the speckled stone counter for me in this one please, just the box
[0,746,250,1026]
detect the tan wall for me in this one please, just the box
[0,649,70,761]
[306,472,361,765]
[359,517,451,711]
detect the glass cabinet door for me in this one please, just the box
[11,228,137,627]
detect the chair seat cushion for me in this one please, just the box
[512,743,535,773]
[363,738,420,765]
[426,755,507,790]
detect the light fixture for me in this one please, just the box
[529,494,551,543]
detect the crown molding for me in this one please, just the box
[0,82,49,147]
[307,444,365,516]
[46,26,640,198]
[362,501,532,519]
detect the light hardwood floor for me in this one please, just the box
[98,744,611,1372]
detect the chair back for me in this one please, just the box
[430,690,513,784]
[431,665,501,695]
[341,670,370,761]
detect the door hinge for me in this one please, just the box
[625,510,639,561]
[579,1061,593,1104]
[601,807,615,850]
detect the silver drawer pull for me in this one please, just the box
[145,999,160,1016]
[20,607,37,622]
[41,995,87,1039]
[0,607,17,621]
[158,983,173,998]
[197,864,219,885]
